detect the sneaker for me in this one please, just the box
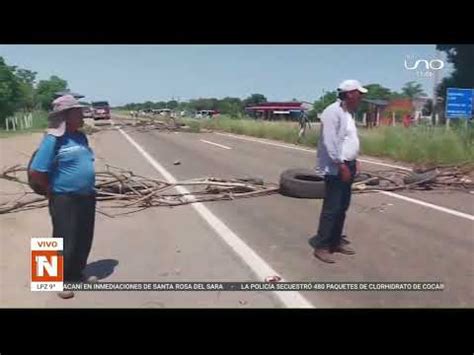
[313,247,336,263]
[332,245,356,255]
[57,291,75,299]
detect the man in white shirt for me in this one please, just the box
[309,80,367,263]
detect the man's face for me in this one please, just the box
[66,108,84,131]
[345,90,364,111]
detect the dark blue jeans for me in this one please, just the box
[310,160,357,249]
[48,194,96,282]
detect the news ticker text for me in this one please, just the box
[56,282,445,292]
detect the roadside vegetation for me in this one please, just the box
[177,115,473,165]
[0,111,48,138]
[0,56,69,138]
[359,122,474,165]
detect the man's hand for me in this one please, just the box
[339,163,352,183]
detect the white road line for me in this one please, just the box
[215,132,411,171]
[357,159,410,171]
[115,125,314,309]
[379,191,474,221]
[215,132,315,153]
[214,132,474,221]
[200,139,232,150]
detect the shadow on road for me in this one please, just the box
[83,259,119,280]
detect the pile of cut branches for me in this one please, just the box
[117,117,187,132]
[0,164,278,216]
[352,163,474,193]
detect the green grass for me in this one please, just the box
[112,110,131,117]
[0,111,49,138]
[183,115,320,145]
[359,124,474,165]
[180,116,474,165]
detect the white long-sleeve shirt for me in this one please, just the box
[317,100,360,175]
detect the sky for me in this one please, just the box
[0,45,452,106]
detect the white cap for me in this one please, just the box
[337,80,368,94]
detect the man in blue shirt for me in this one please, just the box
[29,95,97,299]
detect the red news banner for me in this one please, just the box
[31,238,64,292]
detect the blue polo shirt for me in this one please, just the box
[30,132,95,194]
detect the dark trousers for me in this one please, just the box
[48,194,96,282]
[310,160,357,249]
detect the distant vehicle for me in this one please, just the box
[82,106,93,118]
[92,101,111,120]
[195,110,218,119]
[159,109,171,116]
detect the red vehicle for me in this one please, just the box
[92,101,111,120]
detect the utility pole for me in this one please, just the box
[432,50,441,125]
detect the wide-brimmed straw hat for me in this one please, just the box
[47,95,85,137]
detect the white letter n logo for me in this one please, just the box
[36,255,58,277]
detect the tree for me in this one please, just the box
[153,101,167,109]
[436,45,474,121]
[217,97,243,116]
[312,90,338,114]
[36,75,68,110]
[307,109,318,122]
[0,57,23,125]
[401,81,426,99]
[353,83,392,120]
[15,69,37,86]
[177,101,189,112]
[243,93,267,107]
[143,101,154,110]
[166,100,178,110]
[389,91,406,100]
[15,68,37,111]
[436,45,474,95]
[188,98,219,111]
[364,83,392,100]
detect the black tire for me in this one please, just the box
[279,168,325,199]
